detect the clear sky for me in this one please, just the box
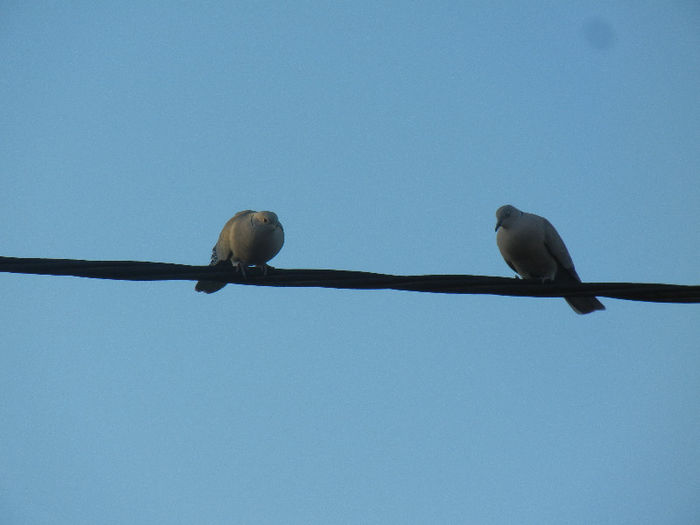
[1,2,699,524]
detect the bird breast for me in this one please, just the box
[230,223,284,265]
[497,225,557,280]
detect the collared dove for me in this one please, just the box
[195,210,284,293]
[494,205,605,314]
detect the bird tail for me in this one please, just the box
[195,245,228,293]
[195,280,227,294]
[556,266,606,314]
[564,296,606,315]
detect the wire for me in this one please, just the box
[1,256,698,303]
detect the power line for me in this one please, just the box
[1,256,698,303]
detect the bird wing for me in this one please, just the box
[542,218,581,282]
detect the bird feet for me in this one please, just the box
[256,263,274,276]
[230,261,274,277]
[231,260,247,278]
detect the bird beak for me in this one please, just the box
[495,219,502,232]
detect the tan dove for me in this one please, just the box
[495,205,605,314]
[195,210,284,293]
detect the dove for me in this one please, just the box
[494,205,605,314]
[195,210,284,293]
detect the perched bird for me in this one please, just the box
[195,210,284,293]
[494,204,605,314]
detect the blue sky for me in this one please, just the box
[1,2,699,524]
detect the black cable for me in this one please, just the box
[1,256,698,303]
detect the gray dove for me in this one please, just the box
[495,205,605,314]
[195,210,284,293]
